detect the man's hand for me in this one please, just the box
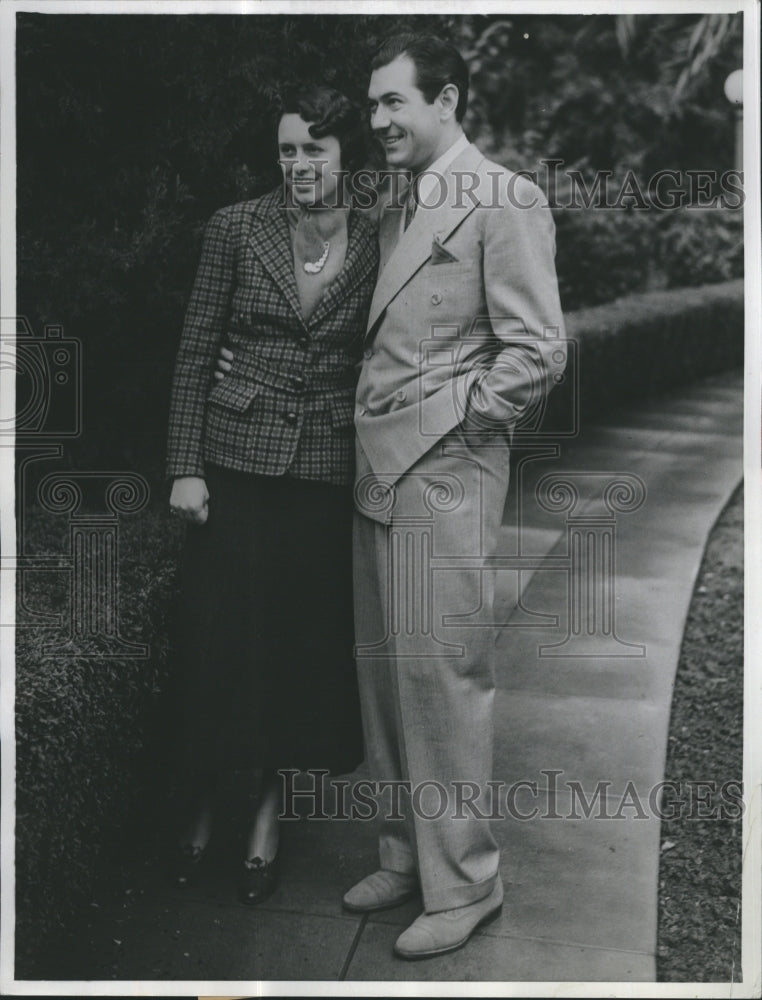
[213,346,234,382]
[170,476,209,525]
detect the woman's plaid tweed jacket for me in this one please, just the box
[167,188,379,486]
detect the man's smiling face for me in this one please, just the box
[367,54,447,174]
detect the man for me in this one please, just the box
[217,31,565,959]
[341,33,566,959]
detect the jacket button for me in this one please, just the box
[363,348,373,360]
[358,406,367,417]
[283,411,298,425]
[292,375,306,391]
[431,292,442,305]
[395,389,407,402]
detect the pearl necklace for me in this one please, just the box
[303,241,330,274]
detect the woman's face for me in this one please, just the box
[278,113,343,208]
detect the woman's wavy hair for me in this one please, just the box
[277,86,369,176]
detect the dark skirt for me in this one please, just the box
[166,466,364,776]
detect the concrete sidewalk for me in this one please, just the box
[42,370,743,986]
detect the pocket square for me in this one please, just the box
[430,235,459,265]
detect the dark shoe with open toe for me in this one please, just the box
[240,855,280,905]
[167,842,207,888]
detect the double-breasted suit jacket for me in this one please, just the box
[166,188,379,487]
[352,142,566,913]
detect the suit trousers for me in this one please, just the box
[352,430,510,913]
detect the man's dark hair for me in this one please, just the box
[278,86,368,174]
[371,33,469,123]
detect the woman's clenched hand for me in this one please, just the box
[170,476,209,525]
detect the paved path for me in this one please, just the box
[43,370,743,986]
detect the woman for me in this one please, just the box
[164,86,378,903]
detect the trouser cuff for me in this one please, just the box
[422,870,501,914]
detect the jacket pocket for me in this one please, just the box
[425,259,477,274]
[206,378,261,413]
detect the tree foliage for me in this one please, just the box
[457,13,742,175]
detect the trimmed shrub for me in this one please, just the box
[15,508,184,973]
[543,279,743,431]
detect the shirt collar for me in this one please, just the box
[416,133,470,207]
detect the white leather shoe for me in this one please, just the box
[393,879,503,959]
[342,869,419,913]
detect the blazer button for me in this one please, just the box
[395,389,407,402]
[363,348,374,360]
[358,406,367,417]
[283,411,298,425]
[431,292,443,305]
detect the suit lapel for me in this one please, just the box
[366,143,485,335]
[247,192,306,328]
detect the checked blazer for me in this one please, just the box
[167,188,379,486]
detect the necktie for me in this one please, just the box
[403,179,419,231]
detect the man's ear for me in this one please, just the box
[438,83,459,121]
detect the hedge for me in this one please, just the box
[14,278,744,973]
[14,509,185,975]
[542,278,744,432]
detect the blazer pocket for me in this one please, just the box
[206,378,262,413]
